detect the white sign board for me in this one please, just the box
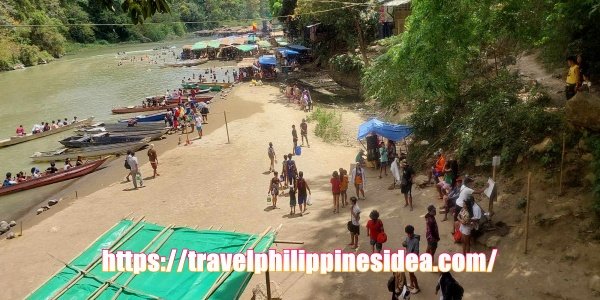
[492,156,501,167]
[484,178,496,199]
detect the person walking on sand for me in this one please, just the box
[330,171,341,213]
[379,141,389,178]
[296,171,311,214]
[124,150,132,182]
[287,153,298,187]
[269,171,280,209]
[292,125,298,154]
[147,144,160,178]
[281,154,289,189]
[391,272,411,300]
[194,114,203,139]
[348,197,361,249]
[268,142,277,173]
[351,164,366,200]
[288,184,297,215]
[127,151,143,189]
[402,225,420,294]
[300,119,310,147]
[401,160,415,210]
[425,205,440,259]
[339,168,349,207]
[366,210,384,253]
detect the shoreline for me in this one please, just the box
[4,85,261,235]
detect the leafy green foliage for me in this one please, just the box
[586,135,600,215]
[329,54,363,74]
[307,107,342,142]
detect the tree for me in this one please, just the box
[96,0,171,24]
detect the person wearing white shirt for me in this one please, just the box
[458,196,481,254]
[126,152,143,189]
[454,177,483,221]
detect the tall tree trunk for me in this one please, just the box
[354,16,370,67]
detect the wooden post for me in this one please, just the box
[524,172,532,254]
[492,164,496,182]
[224,111,230,144]
[265,270,272,300]
[559,133,566,195]
[19,221,22,237]
[75,191,78,199]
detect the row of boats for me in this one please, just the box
[0,81,233,197]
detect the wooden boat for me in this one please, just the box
[182,83,223,92]
[75,123,167,134]
[77,130,167,139]
[0,117,94,148]
[0,158,107,197]
[197,82,233,88]
[164,94,214,104]
[31,141,148,162]
[59,135,149,148]
[163,58,208,68]
[112,103,178,114]
[118,112,166,123]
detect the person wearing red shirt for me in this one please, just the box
[15,125,25,136]
[330,171,341,214]
[366,210,384,253]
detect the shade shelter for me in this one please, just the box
[28,219,278,300]
[357,118,412,141]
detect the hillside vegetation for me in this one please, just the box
[0,0,267,70]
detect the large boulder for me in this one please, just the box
[566,93,600,132]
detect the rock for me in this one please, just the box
[0,221,9,233]
[516,154,523,164]
[6,232,15,239]
[566,93,600,132]
[581,153,594,162]
[42,205,50,210]
[9,221,16,227]
[414,175,429,187]
[419,140,429,146]
[564,248,580,260]
[590,275,600,293]
[36,208,44,215]
[48,199,59,206]
[529,137,554,153]
[485,235,501,248]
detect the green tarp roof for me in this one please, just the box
[235,45,255,52]
[207,40,222,48]
[28,220,276,300]
[257,41,271,48]
[192,42,208,50]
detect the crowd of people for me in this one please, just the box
[284,84,313,112]
[15,116,79,136]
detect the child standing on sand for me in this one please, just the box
[330,171,341,213]
[339,168,349,207]
[289,185,297,215]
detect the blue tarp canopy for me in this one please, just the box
[357,118,413,141]
[286,44,310,51]
[278,48,299,57]
[258,55,277,66]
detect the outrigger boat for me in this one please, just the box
[163,58,208,68]
[0,117,94,148]
[75,123,167,134]
[111,103,178,114]
[31,141,148,162]
[0,158,107,197]
[118,112,166,123]
[59,135,150,148]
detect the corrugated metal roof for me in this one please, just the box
[383,0,411,7]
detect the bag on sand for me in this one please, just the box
[295,145,302,156]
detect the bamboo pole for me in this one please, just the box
[202,227,272,300]
[46,253,160,300]
[265,270,272,300]
[224,111,230,144]
[24,220,129,299]
[273,240,304,245]
[559,133,566,195]
[108,227,176,300]
[50,217,146,300]
[88,225,174,300]
[524,172,532,255]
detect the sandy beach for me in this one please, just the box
[0,83,596,300]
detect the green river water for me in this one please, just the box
[0,38,237,220]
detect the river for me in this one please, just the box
[0,38,238,220]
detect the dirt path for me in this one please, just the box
[0,84,597,300]
[512,51,566,104]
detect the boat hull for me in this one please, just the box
[75,123,167,134]
[0,158,107,196]
[112,104,178,114]
[0,117,94,148]
[59,136,149,148]
[31,141,148,162]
